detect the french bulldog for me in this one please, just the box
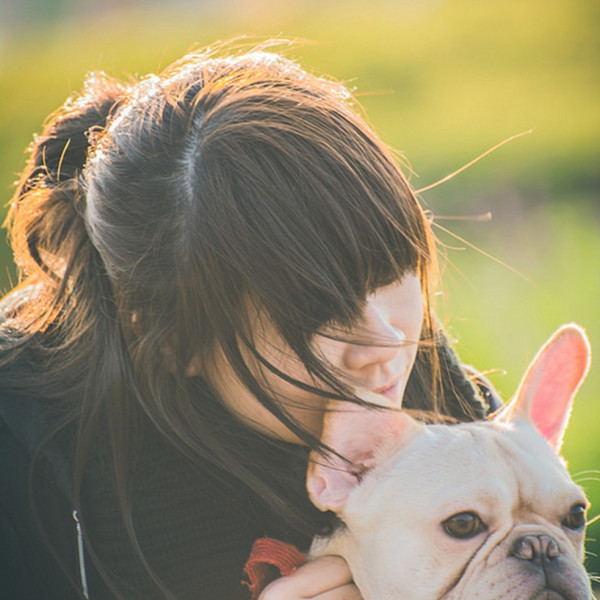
[307,324,593,599]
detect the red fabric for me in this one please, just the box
[243,537,307,599]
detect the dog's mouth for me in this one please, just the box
[518,579,591,600]
[531,592,568,600]
[530,590,585,600]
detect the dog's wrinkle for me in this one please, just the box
[440,524,517,599]
[437,534,490,599]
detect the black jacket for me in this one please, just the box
[0,380,319,599]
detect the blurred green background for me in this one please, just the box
[1,0,599,586]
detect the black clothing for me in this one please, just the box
[0,378,320,600]
[0,339,500,599]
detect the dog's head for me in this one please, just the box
[307,325,592,600]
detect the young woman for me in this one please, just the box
[0,44,500,599]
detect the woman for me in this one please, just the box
[0,43,499,599]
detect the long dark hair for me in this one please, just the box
[1,42,477,597]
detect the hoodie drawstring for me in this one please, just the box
[72,510,89,599]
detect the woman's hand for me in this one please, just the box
[258,555,363,599]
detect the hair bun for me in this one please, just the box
[8,73,128,282]
[20,73,127,196]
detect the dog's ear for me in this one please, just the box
[306,396,422,513]
[499,324,591,452]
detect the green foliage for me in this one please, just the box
[1,0,598,583]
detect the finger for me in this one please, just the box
[259,555,353,599]
[314,583,363,600]
[292,555,354,596]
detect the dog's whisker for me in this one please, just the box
[573,470,600,483]
[587,514,600,527]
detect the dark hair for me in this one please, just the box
[2,42,460,596]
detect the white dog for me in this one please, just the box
[307,325,592,599]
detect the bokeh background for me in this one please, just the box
[1,0,599,587]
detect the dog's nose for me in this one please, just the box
[510,534,561,566]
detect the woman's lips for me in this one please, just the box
[375,378,402,403]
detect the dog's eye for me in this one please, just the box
[442,512,487,539]
[562,504,587,530]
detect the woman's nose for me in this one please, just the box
[340,307,406,372]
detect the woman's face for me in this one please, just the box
[203,273,423,444]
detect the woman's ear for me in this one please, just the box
[158,330,205,377]
[184,354,203,377]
